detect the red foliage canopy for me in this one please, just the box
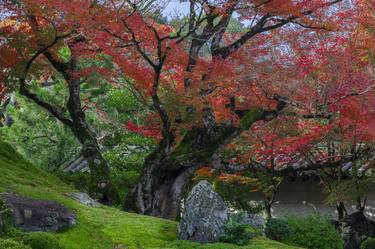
[1,0,374,173]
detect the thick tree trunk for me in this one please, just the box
[132,151,200,219]
[129,99,287,219]
[130,122,249,219]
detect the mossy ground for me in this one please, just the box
[0,142,300,249]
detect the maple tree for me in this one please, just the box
[0,0,119,204]
[213,4,375,218]
[93,0,357,218]
[1,0,373,220]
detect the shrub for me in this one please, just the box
[4,227,24,238]
[0,197,14,235]
[265,218,292,242]
[286,215,343,249]
[219,214,255,246]
[361,238,375,249]
[56,171,90,193]
[21,232,62,249]
[0,238,32,249]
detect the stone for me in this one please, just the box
[179,180,229,243]
[340,212,375,249]
[1,193,76,232]
[65,192,100,207]
[237,211,266,232]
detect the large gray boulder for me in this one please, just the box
[1,193,76,232]
[179,180,229,243]
[340,212,375,249]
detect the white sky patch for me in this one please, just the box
[163,1,190,19]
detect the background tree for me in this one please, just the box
[0,0,120,204]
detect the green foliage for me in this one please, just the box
[214,171,282,215]
[1,84,152,208]
[55,171,91,193]
[0,197,14,236]
[110,168,140,205]
[361,238,375,249]
[219,214,255,246]
[58,47,71,62]
[21,232,62,249]
[165,239,301,249]
[214,181,263,214]
[0,238,31,249]
[106,88,140,115]
[323,164,375,208]
[265,218,293,242]
[285,215,343,249]
[3,227,24,238]
[0,93,79,170]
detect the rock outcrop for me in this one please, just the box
[179,180,229,243]
[1,193,76,232]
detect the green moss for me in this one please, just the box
[0,142,177,249]
[169,109,263,166]
[169,125,235,166]
[21,232,62,249]
[164,237,303,249]
[0,142,301,249]
[240,109,262,130]
[0,238,32,249]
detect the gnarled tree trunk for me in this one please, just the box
[129,107,285,219]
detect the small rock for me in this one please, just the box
[236,211,266,232]
[1,193,76,232]
[65,192,100,207]
[179,180,229,243]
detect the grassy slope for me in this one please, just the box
[0,142,300,249]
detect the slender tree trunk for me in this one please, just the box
[19,51,116,205]
[65,66,116,205]
[336,201,347,220]
[264,201,272,220]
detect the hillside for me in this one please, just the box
[0,142,300,249]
